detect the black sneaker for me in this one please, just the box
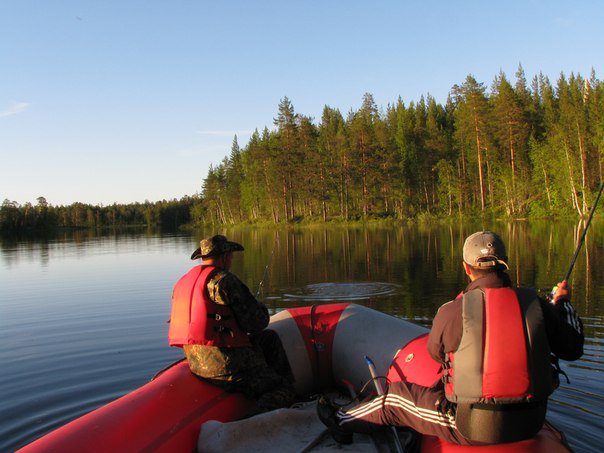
[317,396,353,444]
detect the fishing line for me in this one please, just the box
[256,232,279,299]
[562,181,604,284]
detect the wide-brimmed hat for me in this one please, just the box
[462,231,509,270]
[190,235,244,260]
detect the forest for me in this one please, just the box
[0,197,194,235]
[200,67,603,224]
[2,67,602,235]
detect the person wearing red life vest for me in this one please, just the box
[169,234,296,415]
[318,231,584,445]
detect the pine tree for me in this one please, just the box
[587,69,604,184]
[348,93,379,217]
[297,116,320,218]
[425,96,454,213]
[319,106,347,220]
[224,135,244,222]
[558,73,589,214]
[452,75,492,211]
[193,68,601,225]
[491,70,530,214]
[392,98,418,215]
[273,97,301,220]
[240,130,265,221]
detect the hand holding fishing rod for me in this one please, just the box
[550,181,604,302]
[550,280,570,305]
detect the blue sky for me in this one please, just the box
[1,1,602,206]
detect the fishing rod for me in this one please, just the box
[563,182,604,282]
[552,181,604,297]
[256,233,279,299]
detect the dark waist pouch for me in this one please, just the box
[456,400,547,444]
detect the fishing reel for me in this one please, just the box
[537,287,555,302]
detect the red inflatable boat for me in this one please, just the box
[18,303,571,452]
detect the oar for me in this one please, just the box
[552,181,604,297]
[365,356,405,453]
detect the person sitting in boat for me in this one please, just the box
[318,231,584,445]
[168,234,296,415]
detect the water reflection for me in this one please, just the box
[1,221,603,452]
[217,221,604,333]
[282,282,404,301]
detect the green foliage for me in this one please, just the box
[8,69,602,234]
[0,196,196,236]
[198,69,602,225]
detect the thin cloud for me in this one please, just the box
[196,130,253,136]
[554,16,576,29]
[0,101,30,118]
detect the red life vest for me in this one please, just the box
[444,287,554,404]
[168,265,252,348]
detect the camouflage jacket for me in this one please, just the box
[184,269,270,381]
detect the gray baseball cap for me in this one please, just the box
[191,234,244,260]
[462,231,509,270]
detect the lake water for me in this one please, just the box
[1,222,603,452]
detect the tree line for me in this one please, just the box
[0,196,195,235]
[3,67,602,235]
[198,67,603,225]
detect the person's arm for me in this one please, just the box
[209,271,270,334]
[541,280,584,361]
[427,298,462,364]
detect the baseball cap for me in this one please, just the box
[190,235,244,260]
[462,231,509,270]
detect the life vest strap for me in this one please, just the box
[206,313,233,321]
[213,325,236,337]
[470,400,541,411]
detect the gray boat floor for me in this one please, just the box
[198,399,413,453]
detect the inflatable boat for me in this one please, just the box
[18,303,571,452]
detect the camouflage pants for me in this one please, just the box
[184,329,296,415]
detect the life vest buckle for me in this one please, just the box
[551,355,570,385]
[214,325,234,337]
[313,340,325,352]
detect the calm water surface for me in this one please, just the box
[1,222,603,452]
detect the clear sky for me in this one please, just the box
[1,1,602,207]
